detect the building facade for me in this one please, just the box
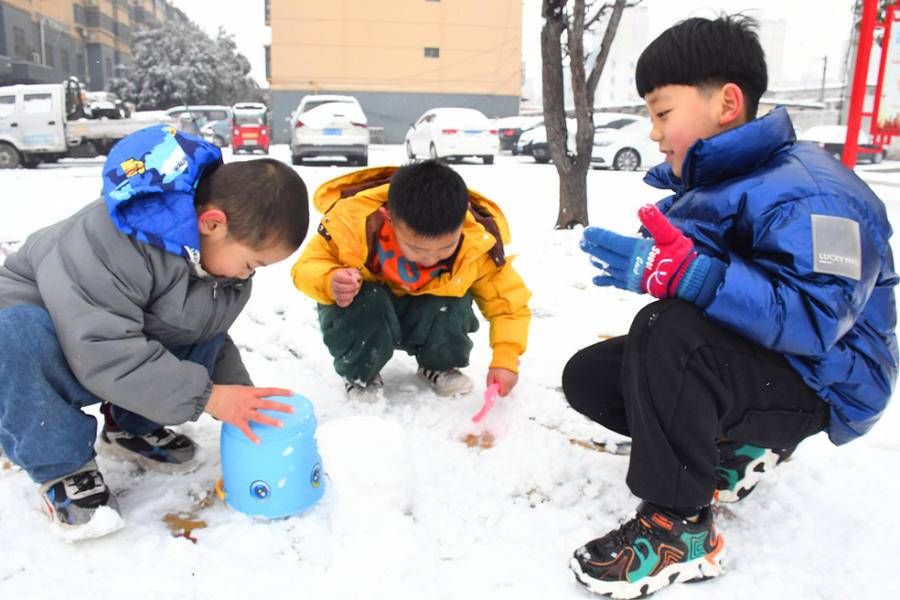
[0,0,184,91]
[267,0,523,143]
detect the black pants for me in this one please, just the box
[562,300,829,510]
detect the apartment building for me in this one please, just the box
[0,0,185,91]
[267,0,523,143]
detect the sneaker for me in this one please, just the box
[345,373,384,402]
[715,442,794,503]
[40,460,124,541]
[99,424,201,474]
[417,367,473,396]
[570,503,724,599]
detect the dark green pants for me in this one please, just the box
[318,282,480,383]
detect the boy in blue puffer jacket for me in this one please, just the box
[0,126,309,540]
[563,15,897,598]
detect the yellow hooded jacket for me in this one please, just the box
[291,166,531,373]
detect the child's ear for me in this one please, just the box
[198,208,228,237]
[378,206,391,222]
[719,83,746,126]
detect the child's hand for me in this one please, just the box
[487,368,518,397]
[204,384,294,443]
[331,268,362,307]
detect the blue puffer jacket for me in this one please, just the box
[644,107,898,445]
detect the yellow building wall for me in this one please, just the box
[270,0,522,96]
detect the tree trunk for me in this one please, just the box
[541,0,632,230]
[556,167,589,228]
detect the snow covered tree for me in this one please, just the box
[109,21,262,110]
[541,0,639,229]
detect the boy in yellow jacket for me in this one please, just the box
[292,160,531,401]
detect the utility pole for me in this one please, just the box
[819,55,828,102]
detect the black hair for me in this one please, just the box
[387,160,469,237]
[635,14,768,119]
[194,158,309,250]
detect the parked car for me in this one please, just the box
[514,121,544,157]
[405,108,498,164]
[231,102,269,154]
[591,116,662,171]
[165,105,233,139]
[516,123,566,163]
[519,113,642,163]
[290,94,369,166]
[495,115,543,153]
[200,119,233,147]
[797,125,886,164]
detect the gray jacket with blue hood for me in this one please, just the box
[0,125,253,425]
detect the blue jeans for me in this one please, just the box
[0,305,224,483]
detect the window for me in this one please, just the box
[61,48,70,73]
[424,47,440,58]
[45,43,55,67]
[105,58,113,78]
[13,27,26,60]
[23,93,53,114]
[76,53,86,77]
[264,0,270,25]
[264,45,271,80]
[0,96,15,119]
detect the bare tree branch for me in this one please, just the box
[587,0,629,100]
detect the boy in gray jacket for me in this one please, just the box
[0,126,309,539]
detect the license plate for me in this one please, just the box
[243,139,257,145]
[323,128,342,136]
[465,130,482,135]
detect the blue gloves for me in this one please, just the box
[580,205,725,307]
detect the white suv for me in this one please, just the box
[290,95,369,166]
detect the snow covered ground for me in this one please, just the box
[1,145,899,600]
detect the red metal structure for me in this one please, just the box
[845,0,900,167]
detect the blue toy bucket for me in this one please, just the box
[218,394,324,519]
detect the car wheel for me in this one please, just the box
[291,154,303,166]
[532,146,550,163]
[214,135,226,148]
[482,155,494,165]
[429,143,439,160]
[0,143,21,169]
[406,141,415,159]
[358,154,368,166]
[872,151,884,164]
[613,148,640,171]
[511,146,519,156]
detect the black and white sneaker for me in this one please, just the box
[417,367,473,396]
[344,373,384,402]
[99,425,201,474]
[40,460,124,541]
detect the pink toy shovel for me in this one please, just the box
[471,383,501,423]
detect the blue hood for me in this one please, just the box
[101,125,222,262]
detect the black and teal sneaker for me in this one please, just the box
[715,442,794,503]
[570,502,725,598]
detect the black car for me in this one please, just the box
[496,116,543,154]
